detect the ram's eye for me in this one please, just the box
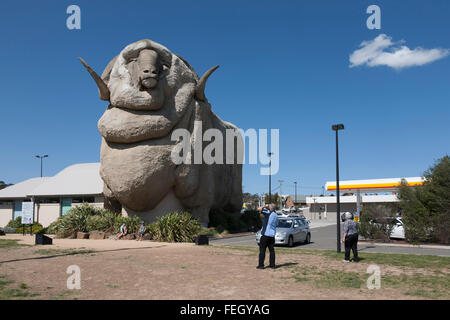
[162,64,169,71]
[129,58,137,63]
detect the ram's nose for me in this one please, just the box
[141,76,157,89]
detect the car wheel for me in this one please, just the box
[304,233,311,244]
[288,236,294,247]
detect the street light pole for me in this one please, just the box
[268,152,273,204]
[294,181,297,207]
[35,154,48,178]
[278,180,284,209]
[332,124,344,253]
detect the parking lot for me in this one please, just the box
[210,223,450,257]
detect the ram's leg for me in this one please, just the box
[103,183,122,213]
[191,206,210,227]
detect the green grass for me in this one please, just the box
[218,245,450,269]
[34,248,95,256]
[0,239,29,249]
[51,290,77,300]
[320,250,450,269]
[314,270,364,289]
[383,273,450,299]
[0,275,39,300]
[218,245,450,298]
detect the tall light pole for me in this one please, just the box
[332,124,344,253]
[35,154,48,177]
[278,179,284,208]
[294,181,297,207]
[268,152,273,203]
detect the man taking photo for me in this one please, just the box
[257,203,278,269]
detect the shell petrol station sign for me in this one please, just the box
[325,177,425,221]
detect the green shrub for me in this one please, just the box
[358,204,397,242]
[148,212,201,242]
[209,208,260,233]
[48,203,117,237]
[86,215,110,232]
[114,215,142,234]
[208,208,242,233]
[6,217,23,229]
[14,223,44,234]
[240,210,262,232]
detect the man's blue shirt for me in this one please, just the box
[261,208,278,237]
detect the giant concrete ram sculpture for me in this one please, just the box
[79,39,242,223]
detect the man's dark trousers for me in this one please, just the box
[345,233,359,261]
[259,235,275,267]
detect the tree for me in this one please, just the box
[242,193,260,210]
[0,181,12,190]
[358,204,397,242]
[398,155,450,244]
[264,193,280,208]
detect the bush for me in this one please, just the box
[6,217,23,229]
[148,212,201,242]
[15,223,44,234]
[240,210,262,232]
[209,208,261,233]
[358,204,397,242]
[86,215,111,233]
[114,215,142,234]
[49,203,119,237]
[47,203,146,237]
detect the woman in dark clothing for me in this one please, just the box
[342,212,359,262]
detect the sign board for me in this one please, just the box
[354,216,360,222]
[21,202,33,225]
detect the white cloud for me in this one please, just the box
[349,34,449,70]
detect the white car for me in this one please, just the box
[277,211,289,218]
[390,217,405,239]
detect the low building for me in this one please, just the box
[305,177,424,222]
[0,163,104,227]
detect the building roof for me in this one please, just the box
[28,163,103,197]
[326,177,424,192]
[287,194,307,202]
[0,177,48,199]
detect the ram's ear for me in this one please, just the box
[101,55,118,85]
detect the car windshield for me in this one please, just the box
[277,219,293,228]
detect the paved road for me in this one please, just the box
[210,224,450,257]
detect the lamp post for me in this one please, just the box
[278,179,284,209]
[332,124,344,253]
[294,181,297,207]
[268,152,273,203]
[35,154,48,178]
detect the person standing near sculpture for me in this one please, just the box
[342,212,359,262]
[257,203,278,269]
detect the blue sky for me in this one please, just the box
[0,0,449,196]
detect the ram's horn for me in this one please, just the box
[195,65,219,101]
[78,57,111,101]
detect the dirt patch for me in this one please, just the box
[0,235,447,300]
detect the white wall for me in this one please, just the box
[37,203,60,227]
[0,203,13,227]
